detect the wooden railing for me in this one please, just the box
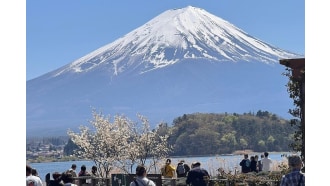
[45,174,281,186]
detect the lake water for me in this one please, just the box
[29,152,290,182]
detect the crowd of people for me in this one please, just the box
[238,152,305,185]
[27,152,305,186]
[26,163,99,186]
[160,158,210,186]
[26,165,43,186]
[239,152,272,173]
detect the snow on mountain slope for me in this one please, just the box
[48,6,300,79]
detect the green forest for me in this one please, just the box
[60,110,296,157]
[158,110,296,156]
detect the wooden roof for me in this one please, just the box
[279,58,305,79]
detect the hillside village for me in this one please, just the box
[26,137,68,161]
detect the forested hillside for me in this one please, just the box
[162,111,296,156]
[56,110,296,157]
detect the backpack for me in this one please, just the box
[133,179,150,186]
[245,159,251,167]
[177,163,185,175]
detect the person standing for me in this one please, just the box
[90,165,99,185]
[186,161,210,186]
[280,155,305,186]
[91,166,98,177]
[250,156,258,173]
[254,155,260,172]
[32,168,39,177]
[239,154,251,173]
[78,165,90,177]
[130,165,156,186]
[61,172,78,186]
[257,154,264,172]
[26,165,43,186]
[78,165,90,185]
[49,172,64,186]
[176,159,190,177]
[261,152,272,172]
[68,164,77,177]
[162,159,176,178]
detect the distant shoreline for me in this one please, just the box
[27,150,292,164]
[26,156,87,164]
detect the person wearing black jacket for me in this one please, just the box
[176,160,190,177]
[186,162,210,186]
[239,154,251,173]
[49,172,64,186]
[250,156,258,172]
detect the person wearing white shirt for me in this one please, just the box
[261,152,272,172]
[26,165,43,186]
[130,165,156,186]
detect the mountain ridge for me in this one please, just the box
[39,6,300,81]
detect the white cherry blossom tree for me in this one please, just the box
[67,110,172,178]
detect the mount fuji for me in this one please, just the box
[26,6,303,137]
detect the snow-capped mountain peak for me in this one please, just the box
[52,5,299,78]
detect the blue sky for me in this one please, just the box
[26,0,305,80]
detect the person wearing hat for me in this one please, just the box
[186,161,210,186]
[280,155,305,186]
[130,165,156,186]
